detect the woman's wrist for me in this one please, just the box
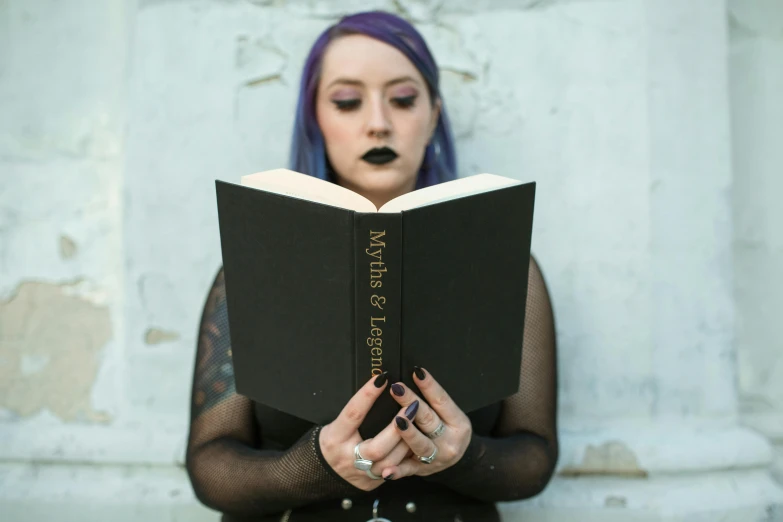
[424,431,482,482]
[312,426,365,492]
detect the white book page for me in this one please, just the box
[240,169,521,213]
[241,169,376,212]
[378,173,521,213]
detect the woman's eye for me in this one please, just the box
[392,95,417,108]
[333,99,360,111]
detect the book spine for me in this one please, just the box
[354,212,402,438]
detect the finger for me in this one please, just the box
[356,400,417,462]
[331,371,389,439]
[356,423,400,462]
[390,382,442,436]
[394,416,437,462]
[380,458,421,481]
[412,367,463,425]
[370,440,409,477]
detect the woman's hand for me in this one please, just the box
[319,372,417,491]
[380,367,473,479]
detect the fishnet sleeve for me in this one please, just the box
[425,255,559,501]
[185,269,358,518]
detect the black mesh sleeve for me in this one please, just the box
[425,255,559,501]
[184,269,358,519]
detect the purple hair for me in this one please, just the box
[288,10,457,189]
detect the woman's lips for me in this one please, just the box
[361,147,398,165]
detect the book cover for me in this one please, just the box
[215,171,535,437]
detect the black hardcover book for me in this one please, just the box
[215,169,536,438]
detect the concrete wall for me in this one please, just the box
[729,0,783,485]
[1,0,782,520]
[0,0,129,452]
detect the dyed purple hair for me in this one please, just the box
[288,10,457,189]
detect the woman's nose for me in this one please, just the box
[366,98,391,139]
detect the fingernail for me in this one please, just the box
[374,371,389,388]
[413,366,426,380]
[383,473,395,481]
[405,400,419,421]
[395,416,408,431]
[391,383,405,396]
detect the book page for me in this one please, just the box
[378,173,521,213]
[241,169,377,212]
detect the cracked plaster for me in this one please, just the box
[0,281,112,423]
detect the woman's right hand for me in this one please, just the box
[319,372,416,491]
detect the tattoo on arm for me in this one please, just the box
[192,271,238,417]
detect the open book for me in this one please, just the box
[240,168,523,212]
[216,169,536,437]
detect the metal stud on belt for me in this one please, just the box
[365,499,391,521]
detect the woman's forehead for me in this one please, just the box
[320,34,423,88]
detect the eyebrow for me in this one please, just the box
[326,75,420,90]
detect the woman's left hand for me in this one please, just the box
[380,367,472,479]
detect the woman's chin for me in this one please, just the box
[345,166,416,197]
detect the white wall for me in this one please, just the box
[729,0,783,485]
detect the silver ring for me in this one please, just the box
[365,469,383,480]
[427,421,446,439]
[415,445,438,464]
[353,443,373,472]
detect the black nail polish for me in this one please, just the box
[374,371,389,388]
[413,366,426,380]
[391,383,405,396]
[383,473,395,481]
[395,416,408,431]
[405,400,419,421]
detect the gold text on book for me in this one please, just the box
[366,230,387,376]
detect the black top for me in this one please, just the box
[185,257,558,521]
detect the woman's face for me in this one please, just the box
[316,34,440,207]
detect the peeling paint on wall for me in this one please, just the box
[144,328,180,345]
[0,281,112,422]
[59,235,77,259]
[604,495,628,508]
[440,67,478,82]
[560,441,648,477]
[245,74,283,88]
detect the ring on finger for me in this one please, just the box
[426,421,446,439]
[415,445,438,464]
[365,469,383,480]
[353,443,374,472]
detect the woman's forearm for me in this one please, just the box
[187,426,359,518]
[424,431,557,502]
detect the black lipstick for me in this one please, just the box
[361,147,398,165]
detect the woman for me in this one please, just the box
[186,10,558,522]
